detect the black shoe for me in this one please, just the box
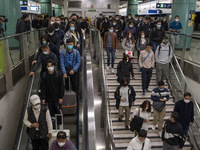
[125,125,129,130]
[142,91,145,95]
[145,89,150,92]
[118,118,122,122]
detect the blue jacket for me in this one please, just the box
[60,48,81,74]
[169,21,182,31]
[174,99,194,128]
[151,88,170,102]
[123,26,137,39]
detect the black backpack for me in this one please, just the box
[158,44,171,56]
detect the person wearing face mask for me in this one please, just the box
[149,21,165,53]
[29,44,58,76]
[23,94,53,150]
[138,17,153,38]
[53,22,65,46]
[112,20,122,42]
[117,54,134,83]
[33,35,60,64]
[40,60,64,119]
[60,38,81,93]
[65,22,81,50]
[122,31,136,60]
[155,36,173,83]
[127,129,151,150]
[42,15,50,28]
[100,17,110,38]
[151,81,170,137]
[96,13,104,30]
[161,16,168,31]
[162,111,185,150]
[50,131,77,150]
[169,15,183,45]
[103,25,118,73]
[139,44,155,95]
[132,100,151,135]
[56,17,65,32]
[46,25,60,49]
[66,14,82,37]
[115,78,136,130]
[136,31,149,59]
[79,16,89,35]
[174,92,194,150]
[50,17,56,25]
[123,22,137,40]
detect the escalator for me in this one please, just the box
[90,29,200,150]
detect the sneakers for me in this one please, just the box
[142,91,145,95]
[106,66,110,70]
[158,131,162,137]
[111,68,114,73]
[151,125,156,130]
[145,89,150,92]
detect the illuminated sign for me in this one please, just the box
[156,3,172,9]
[19,0,28,6]
[30,6,39,11]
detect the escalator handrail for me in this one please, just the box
[94,29,116,149]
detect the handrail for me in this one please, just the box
[93,29,116,150]
[0,28,45,40]
[166,31,200,39]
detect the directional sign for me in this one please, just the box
[156,3,172,9]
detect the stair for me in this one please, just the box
[104,50,192,150]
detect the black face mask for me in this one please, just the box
[72,19,76,22]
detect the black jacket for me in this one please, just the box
[174,99,194,128]
[42,19,49,28]
[32,52,58,73]
[32,19,42,29]
[40,71,64,103]
[46,33,60,49]
[162,120,185,146]
[161,21,168,31]
[149,27,165,43]
[16,18,28,34]
[26,105,48,140]
[117,61,134,78]
[114,85,136,109]
[138,22,152,37]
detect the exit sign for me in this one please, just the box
[156,3,172,9]
[88,9,96,12]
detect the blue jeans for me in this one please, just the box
[106,47,116,68]
[152,42,160,53]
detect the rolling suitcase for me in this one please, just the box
[49,114,70,148]
[61,76,77,115]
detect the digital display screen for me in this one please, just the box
[148,10,158,14]
[156,3,172,9]
[30,6,39,11]
[19,0,28,6]
[20,6,28,10]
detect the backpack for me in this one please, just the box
[158,44,171,56]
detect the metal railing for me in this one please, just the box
[0,29,44,99]
[166,32,200,149]
[90,29,115,150]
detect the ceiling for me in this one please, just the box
[52,0,63,5]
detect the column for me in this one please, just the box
[0,0,21,35]
[54,4,63,16]
[40,0,53,16]
[171,0,196,49]
[127,0,138,17]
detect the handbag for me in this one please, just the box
[130,108,144,132]
[152,90,165,112]
[139,52,150,72]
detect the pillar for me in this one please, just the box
[55,5,63,16]
[0,0,21,35]
[127,0,138,17]
[171,0,196,49]
[40,0,53,16]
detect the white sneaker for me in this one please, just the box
[106,66,110,70]
[111,68,114,73]
[151,125,156,130]
[158,131,162,137]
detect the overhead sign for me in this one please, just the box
[88,9,97,12]
[156,3,172,9]
[148,10,158,14]
[20,6,28,10]
[30,6,39,11]
[19,0,28,6]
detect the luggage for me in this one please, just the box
[61,77,77,115]
[49,114,70,148]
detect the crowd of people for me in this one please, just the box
[16,12,194,150]
[95,13,193,150]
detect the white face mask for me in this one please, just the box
[55,28,59,31]
[48,67,54,72]
[184,99,190,103]
[129,25,133,28]
[50,21,54,25]
[129,35,131,38]
[127,59,129,62]
[163,19,166,21]
[48,32,54,36]
[57,21,60,24]
[145,107,148,110]
[113,23,117,25]
[33,104,40,110]
[175,19,179,22]
[58,142,65,147]
[141,35,145,38]
[159,88,164,91]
